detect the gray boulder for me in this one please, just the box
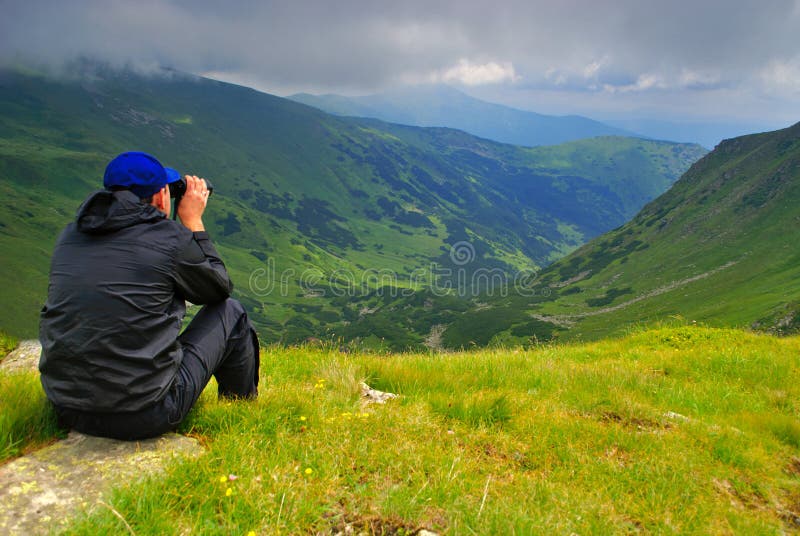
[0,340,41,373]
[0,431,203,534]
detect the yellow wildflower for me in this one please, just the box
[299,416,307,421]
[304,467,313,475]
[219,475,227,483]
[225,487,233,497]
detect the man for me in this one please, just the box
[39,151,259,440]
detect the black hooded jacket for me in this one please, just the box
[39,190,232,412]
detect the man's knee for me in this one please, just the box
[222,299,258,351]
[200,297,248,328]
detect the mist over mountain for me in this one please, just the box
[289,85,637,147]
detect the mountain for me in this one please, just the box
[405,121,800,346]
[0,64,705,343]
[289,85,637,147]
[604,117,786,150]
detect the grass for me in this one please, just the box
[0,330,17,357]
[0,371,62,461]
[3,326,800,534]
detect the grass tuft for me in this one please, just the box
[0,330,18,359]
[428,391,512,427]
[0,371,62,461]
[757,414,800,448]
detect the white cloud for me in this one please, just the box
[603,73,667,93]
[435,59,519,86]
[583,56,610,79]
[759,57,800,95]
[678,69,720,88]
[544,67,568,86]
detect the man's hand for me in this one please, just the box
[177,175,209,232]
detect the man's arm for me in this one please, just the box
[174,231,233,304]
[173,174,232,304]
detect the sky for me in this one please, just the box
[1,0,799,129]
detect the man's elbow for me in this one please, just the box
[190,278,232,305]
[221,278,234,300]
[213,276,234,303]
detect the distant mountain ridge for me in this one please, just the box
[290,85,638,147]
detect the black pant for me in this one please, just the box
[55,298,260,440]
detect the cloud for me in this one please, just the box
[599,69,729,94]
[759,57,800,96]
[677,69,722,90]
[436,59,519,86]
[582,56,611,79]
[1,0,799,122]
[544,68,568,87]
[604,73,668,93]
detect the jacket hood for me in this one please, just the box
[76,190,165,234]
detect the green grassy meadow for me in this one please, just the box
[3,325,800,534]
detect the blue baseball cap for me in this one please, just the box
[103,152,180,198]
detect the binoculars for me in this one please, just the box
[171,177,214,220]
[169,177,214,200]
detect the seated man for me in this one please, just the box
[39,151,259,440]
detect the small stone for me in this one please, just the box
[359,382,398,405]
[0,340,42,373]
[664,411,690,421]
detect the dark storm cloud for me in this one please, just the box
[1,0,799,119]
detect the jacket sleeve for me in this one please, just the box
[174,231,233,304]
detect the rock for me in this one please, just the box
[360,382,398,405]
[423,324,445,350]
[0,431,203,534]
[0,340,41,373]
[664,411,690,422]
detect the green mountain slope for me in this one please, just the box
[290,85,637,147]
[0,65,705,342]
[429,122,800,345]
